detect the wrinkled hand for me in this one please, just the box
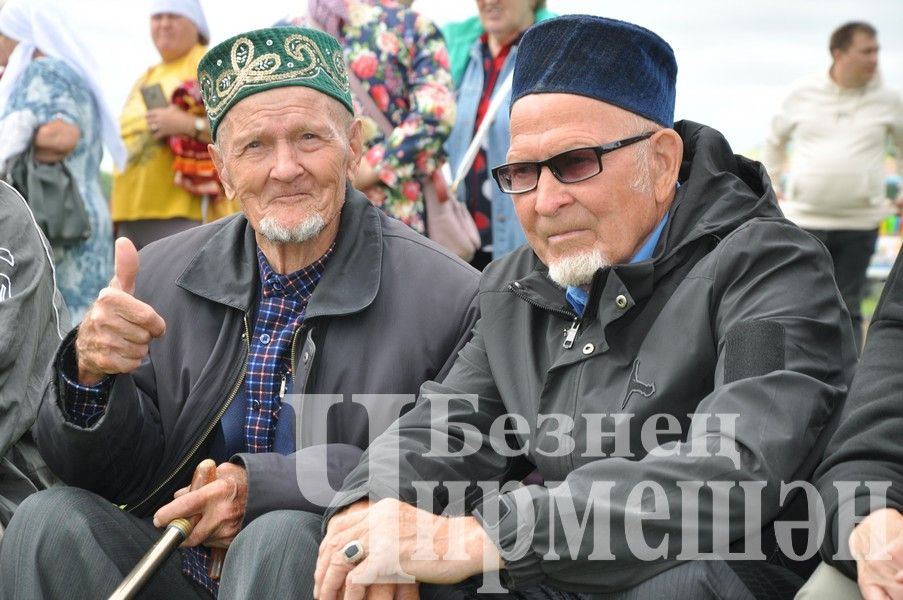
[849,507,903,600]
[75,238,165,385]
[153,461,248,549]
[146,104,192,141]
[314,498,500,600]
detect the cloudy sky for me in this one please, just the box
[73,0,903,158]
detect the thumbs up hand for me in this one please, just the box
[75,238,166,385]
[110,236,140,295]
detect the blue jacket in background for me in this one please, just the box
[445,41,526,260]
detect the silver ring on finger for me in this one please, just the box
[341,539,366,565]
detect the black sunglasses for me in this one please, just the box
[491,132,655,194]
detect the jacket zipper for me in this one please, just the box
[290,325,303,386]
[126,315,251,514]
[508,283,580,349]
[278,325,305,400]
[281,325,306,432]
[562,320,580,349]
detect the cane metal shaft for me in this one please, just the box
[108,459,217,599]
[107,519,192,600]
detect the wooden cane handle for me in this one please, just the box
[187,459,227,580]
[189,459,217,491]
[168,458,217,537]
[209,548,226,581]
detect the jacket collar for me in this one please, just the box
[176,184,382,317]
[513,257,656,318]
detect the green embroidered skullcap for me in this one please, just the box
[198,26,353,140]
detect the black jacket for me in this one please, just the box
[331,122,857,592]
[814,248,903,578]
[36,187,480,520]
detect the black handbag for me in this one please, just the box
[8,145,91,246]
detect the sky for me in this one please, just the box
[72,0,903,160]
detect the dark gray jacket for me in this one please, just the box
[35,187,480,521]
[0,182,68,528]
[331,122,857,592]
[814,248,903,579]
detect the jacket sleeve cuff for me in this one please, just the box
[232,443,365,526]
[823,486,903,580]
[824,493,861,579]
[57,334,113,426]
[472,484,545,589]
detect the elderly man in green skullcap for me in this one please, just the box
[0,26,479,599]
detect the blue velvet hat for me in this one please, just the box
[511,15,677,127]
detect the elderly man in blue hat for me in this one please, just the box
[310,14,857,599]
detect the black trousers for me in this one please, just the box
[804,228,879,352]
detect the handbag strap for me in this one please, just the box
[305,17,397,137]
[343,45,511,194]
[450,70,512,194]
[347,67,458,203]
[345,63,397,138]
[339,36,510,198]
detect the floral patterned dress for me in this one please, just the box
[3,58,113,322]
[282,0,455,233]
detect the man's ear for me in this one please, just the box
[651,128,683,204]
[209,142,236,200]
[346,117,364,181]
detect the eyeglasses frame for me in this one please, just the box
[491,131,656,194]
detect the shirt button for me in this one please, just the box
[582,343,595,355]
[615,294,628,309]
[497,214,506,223]
[272,282,283,292]
[259,333,271,344]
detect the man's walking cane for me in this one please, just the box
[108,459,226,600]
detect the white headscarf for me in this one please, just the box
[149,0,210,43]
[0,0,127,169]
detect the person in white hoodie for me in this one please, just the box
[763,21,903,351]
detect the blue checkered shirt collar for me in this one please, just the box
[256,244,335,299]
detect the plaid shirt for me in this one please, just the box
[62,244,334,597]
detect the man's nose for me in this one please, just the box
[532,166,572,216]
[270,142,305,182]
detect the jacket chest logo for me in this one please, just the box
[622,359,655,408]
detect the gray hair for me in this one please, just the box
[623,113,662,194]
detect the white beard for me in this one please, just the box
[547,249,610,288]
[258,214,326,244]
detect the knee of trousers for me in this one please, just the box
[7,487,98,536]
[230,509,324,557]
[1,487,101,567]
